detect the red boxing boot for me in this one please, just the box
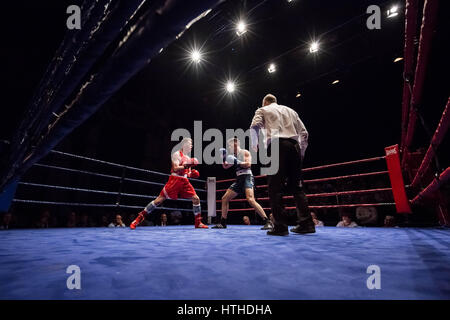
[195,213,209,229]
[130,210,147,229]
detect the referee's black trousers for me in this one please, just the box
[267,138,313,232]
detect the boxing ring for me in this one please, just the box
[215,155,397,217]
[12,149,208,214]
[1,225,449,299]
[0,0,449,300]
[0,146,449,299]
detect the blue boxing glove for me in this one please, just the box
[226,154,242,166]
[219,148,228,161]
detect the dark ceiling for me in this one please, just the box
[1,0,448,180]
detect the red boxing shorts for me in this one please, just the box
[160,175,197,200]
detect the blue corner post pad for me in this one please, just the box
[0,180,18,212]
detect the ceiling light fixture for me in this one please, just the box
[268,63,276,73]
[387,5,399,18]
[236,21,248,36]
[309,41,319,53]
[226,81,236,93]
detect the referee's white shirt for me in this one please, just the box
[250,102,309,157]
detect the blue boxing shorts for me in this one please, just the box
[228,174,254,194]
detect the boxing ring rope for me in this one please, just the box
[411,167,450,205]
[216,204,395,213]
[33,162,208,192]
[34,163,167,188]
[17,182,203,203]
[240,171,392,193]
[401,0,440,168]
[1,0,224,193]
[296,156,386,173]
[218,188,393,203]
[215,167,389,193]
[216,202,396,213]
[48,150,206,184]
[410,98,450,189]
[11,199,197,212]
[400,0,420,149]
[214,154,396,215]
[13,149,208,213]
[397,0,449,225]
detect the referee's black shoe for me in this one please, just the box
[267,228,289,236]
[290,222,315,234]
[212,223,226,229]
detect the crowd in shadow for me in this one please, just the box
[0,208,189,230]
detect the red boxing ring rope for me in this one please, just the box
[402,0,440,168]
[215,154,397,214]
[411,98,450,189]
[217,188,392,203]
[217,203,395,213]
[216,172,390,193]
[216,156,386,184]
[401,0,420,149]
[398,0,448,225]
[411,167,450,204]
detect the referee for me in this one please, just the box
[250,94,315,236]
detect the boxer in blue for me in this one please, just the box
[213,137,273,230]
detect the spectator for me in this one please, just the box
[356,205,378,226]
[243,216,251,225]
[160,213,168,226]
[66,211,77,228]
[35,210,51,228]
[336,213,358,228]
[311,212,324,227]
[383,215,397,228]
[356,196,378,226]
[109,214,126,228]
[0,212,14,230]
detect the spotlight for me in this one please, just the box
[309,41,319,53]
[191,50,202,63]
[268,63,276,73]
[332,80,340,85]
[295,92,301,98]
[236,21,247,36]
[226,81,235,93]
[387,5,399,18]
[394,57,403,63]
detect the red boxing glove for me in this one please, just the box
[189,169,200,178]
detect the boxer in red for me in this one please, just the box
[130,137,208,229]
